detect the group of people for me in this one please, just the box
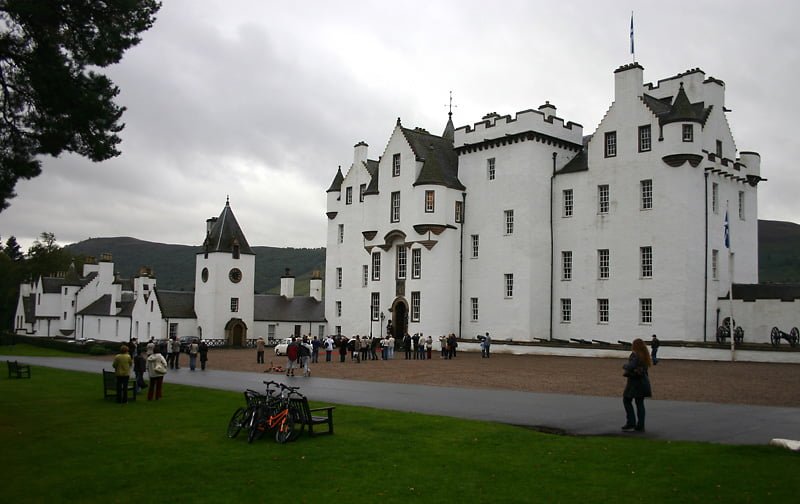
[112,336,210,403]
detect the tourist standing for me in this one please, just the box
[403,333,412,360]
[285,338,299,376]
[387,334,395,359]
[412,333,419,360]
[189,339,199,371]
[199,340,209,370]
[650,334,660,365]
[300,337,312,376]
[112,345,133,404]
[353,336,362,362]
[324,335,334,362]
[166,338,175,369]
[339,336,348,362]
[312,336,321,363]
[146,338,155,356]
[256,337,265,364]
[482,332,491,358]
[425,334,433,360]
[133,351,147,393]
[621,338,653,432]
[146,350,168,400]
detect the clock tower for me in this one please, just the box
[194,199,255,346]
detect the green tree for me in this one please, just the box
[0,0,162,210]
[3,234,23,260]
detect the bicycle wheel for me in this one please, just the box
[227,407,247,438]
[248,407,266,444]
[275,412,295,444]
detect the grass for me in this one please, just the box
[1,365,799,503]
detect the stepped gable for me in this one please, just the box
[254,295,325,322]
[402,126,465,190]
[203,200,254,255]
[156,290,197,319]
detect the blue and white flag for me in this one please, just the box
[630,13,635,55]
[724,211,730,248]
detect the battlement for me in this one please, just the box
[454,107,583,148]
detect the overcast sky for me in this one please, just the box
[1,0,798,251]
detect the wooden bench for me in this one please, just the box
[7,360,31,379]
[290,396,334,436]
[102,369,136,401]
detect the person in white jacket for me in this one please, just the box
[146,350,168,401]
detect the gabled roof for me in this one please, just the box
[326,166,344,193]
[155,290,197,319]
[363,159,380,195]
[254,295,325,322]
[402,127,464,190]
[557,135,592,175]
[202,200,254,255]
[41,277,66,294]
[642,83,712,126]
[78,294,113,316]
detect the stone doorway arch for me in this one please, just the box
[225,318,248,347]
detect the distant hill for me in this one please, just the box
[759,220,800,283]
[64,220,800,294]
[66,237,325,295]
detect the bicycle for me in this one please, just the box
[227,387,273,439]
[248,382,302,444]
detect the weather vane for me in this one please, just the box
[445,90,457,117]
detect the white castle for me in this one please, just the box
[324,62,796,345]
[13,200,325,343]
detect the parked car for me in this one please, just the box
[178,336,197,353]
[274,338,294,356]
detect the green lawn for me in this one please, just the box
[1,364,798,503]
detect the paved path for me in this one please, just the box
[6,355,799,446]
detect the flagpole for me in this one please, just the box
[630,12,635,63]
[726,201,736,362]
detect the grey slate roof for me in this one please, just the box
[363,159,380,195]
[78,294,113,316]
[155,290,197,319]
[326,166,344,193]
[642,84,712,126]
[557,135,592,174]
[254,295,325,322]
[202,201,254,255]
[403,127,464,190]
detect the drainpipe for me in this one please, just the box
[549,152,557,341]
[704,172,709,342]
[458,192,466,340]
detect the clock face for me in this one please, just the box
[229,268,242,283]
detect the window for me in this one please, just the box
[338,224,344,243]
[716,140,723,158]
[392,153,401,176]
[712,183,719,214]
[640,298,652,324]
[411,248,421,279]
[425,190,435,212]
[640,179,652,210]
[390,191,400,223]
[371,292,380,320]
[336,267,342,289]
[712,249,719,280]
[233,244,240,259]
[231,297,239,312]
[561,251,572,281]
[335,325,342,336]
[345,186,353,205]
[487,157,496,180]
[504,209,514,234]
[396,246,407,279]
[471,297,479,322]
[604,131,617,157]
[561,298,572,323]
[504,273,514,298]
[455,200,464,223]
[738,191,745,220]
[598,249,610,279]
[362,265,369,287]
[598,299,609,324]
[682,124,694,142]
[638,125,651,152]
[268,324,276,340]
[372,252,381,281]
[359,183,366,202]
[410,291,420,322]
[335,301,342,317]
[318,325,325,339]
[471,234,479,258]
[640,246,653,278]
[169,323,178,339]
[563,189,573,217]
[598,185,609,214]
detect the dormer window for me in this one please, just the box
[233,243,240,259]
